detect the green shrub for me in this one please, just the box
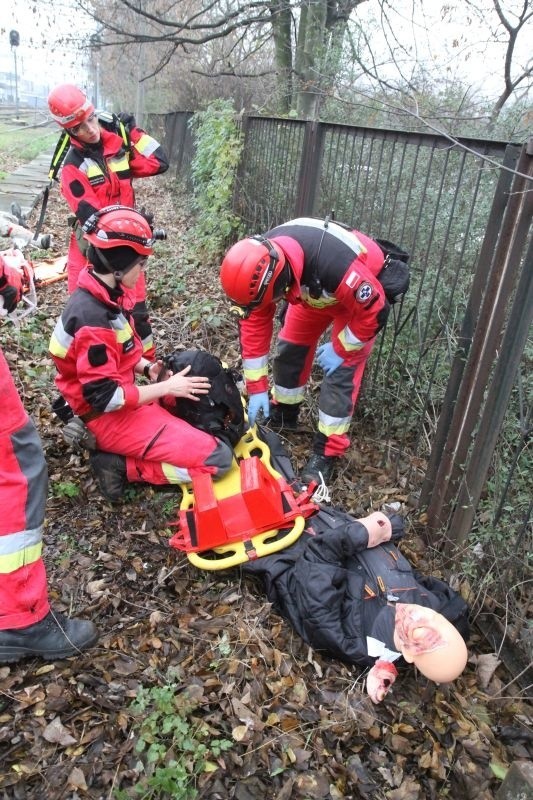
[189,100,244,259]
[115,681,233,799]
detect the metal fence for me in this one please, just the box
[157,111,532,657]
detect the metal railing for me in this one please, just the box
[157,111,532,647]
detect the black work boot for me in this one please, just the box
[0,611,99,663]
[267,402,301,432]
[89,451,127,501]
[301,453,337,485]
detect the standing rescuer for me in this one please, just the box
[0,256,98,662]
[49,206,233,502]
[220,217,409,486]
[47,82,169,359]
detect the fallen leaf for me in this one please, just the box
[476,653,501,689]
[232,724,249,741]
[42,716,77,747]
[67,766,87,791]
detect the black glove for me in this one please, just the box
[97,110,119,133]
[389,513,405,541]
[0,283,18,313]
[139,207,154,228]
[0,268,22,314]
[117,111,136,132]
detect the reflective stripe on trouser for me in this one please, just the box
[0,419,50,630]
[272,303,374,456]
[315,354,371,456]
[87,402,234,485]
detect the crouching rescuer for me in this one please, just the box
[48,206,233,501]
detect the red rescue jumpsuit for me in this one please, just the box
[239,218,388,457]
[49,270,232,485]
[60,124,169,358]
[0,348,50,630]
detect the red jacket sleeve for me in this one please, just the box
[239,303,277,394]
[128,127,169,177]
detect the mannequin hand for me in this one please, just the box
[366,660,398,703]
[316,342,344,376]
[62,416,97,451]
[359,511,392,548]
[247,392,270,426]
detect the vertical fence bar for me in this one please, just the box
[427,141,532,533]
[420,144,522,515]
[446,146,533,546]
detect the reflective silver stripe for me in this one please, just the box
[318,409,351,435]
[0,526,43,555]
[341,325,364,346]
[141,332,154,354]
[161,463,191,484]
[105,386,126,412]
[110,313,134,344]
[276,218,366,256]
[49,317,74,358]
[134,134,160,157]
[51,99,92,126]
[243,356,268,371]
[272,385,305,404]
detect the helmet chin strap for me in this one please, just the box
[94,248,125,281]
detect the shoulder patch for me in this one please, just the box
[69,179,85,198]
[355,282,374,304]
[88,343,108,367]
[345,269,361,289]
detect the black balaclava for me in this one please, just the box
[90,245,140,276]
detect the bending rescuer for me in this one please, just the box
[220,218,409,486]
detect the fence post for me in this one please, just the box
[447,141,533,546]
[423,140,533,542]
[294,121,324,217]
[163,112,178,172]
[419,144,521,517]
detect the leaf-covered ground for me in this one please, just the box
[0,177,531,800]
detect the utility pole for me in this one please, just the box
[9,30,20,119]
[135,0,146,127]
[90,33,102,108]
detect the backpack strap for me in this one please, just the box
[34,131,71,237]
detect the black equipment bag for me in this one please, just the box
[162,349,246,447]
[375,238,411,304]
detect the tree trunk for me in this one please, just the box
[269,0,294,114]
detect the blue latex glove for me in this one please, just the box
[247,391,270,426]
[316,342,344,376]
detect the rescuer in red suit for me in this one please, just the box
[0,255,98,662]
[220,218,392,485]
[47,82,169,359]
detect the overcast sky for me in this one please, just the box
[0,0,92,93]
[0,0,531,106]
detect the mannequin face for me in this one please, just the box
[393,603,468,683]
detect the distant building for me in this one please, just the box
[0,69,50,107]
